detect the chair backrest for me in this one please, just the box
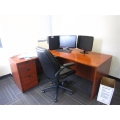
[36,47,60,79]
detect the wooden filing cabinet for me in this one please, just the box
[9,55,38,92]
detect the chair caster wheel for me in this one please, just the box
[50,81,53,84]
[42,90,45,93]
[61,81,68,86]
[54,99,57,102]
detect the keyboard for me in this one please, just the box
[56,49,71,53]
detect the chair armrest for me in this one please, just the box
[54,55,58,58]
[63,62,75,67]
[55,62,75,78]
[55,66,65,78]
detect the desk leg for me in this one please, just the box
[90,58,112,99]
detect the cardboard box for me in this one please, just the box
[97,77,115,105]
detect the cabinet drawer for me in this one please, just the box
[18,60,35,69]
[20,71,37,79]
[22,78,38,91]
[19,66,36,78]
[21,74,37,82]
[19,66,36,73]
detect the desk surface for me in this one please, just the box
[50,48,112,68]
[11,49,112,67]
[10,55,37,64]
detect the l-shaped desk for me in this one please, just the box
[9,48,112,100]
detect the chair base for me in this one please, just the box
[42,82,72,102]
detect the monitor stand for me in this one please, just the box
[63,47,69,50]
[62,47,71,53]
[80,50,89,54]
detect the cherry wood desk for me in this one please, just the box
[9,49,112,100]
[50,48,112,99]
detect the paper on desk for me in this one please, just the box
[18,51,37,59]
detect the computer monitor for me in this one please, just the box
[77,35,94,54]
[59,35,77,50]
[47,36,59,50]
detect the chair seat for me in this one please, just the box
[59,67,76,79]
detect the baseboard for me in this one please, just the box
[108,75,120,81]
[0,74,12,79]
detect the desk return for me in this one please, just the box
[9,56,40,92]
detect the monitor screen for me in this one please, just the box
[59,35,76,49]
[77,36,94,54]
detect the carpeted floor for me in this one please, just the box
[0,73,120,105]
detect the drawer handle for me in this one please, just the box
[28,75,31,78]
[27,68,30,71]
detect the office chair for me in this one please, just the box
[36,47,76,102]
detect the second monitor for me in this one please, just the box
[59,35,77,51]
[77,35,94,54]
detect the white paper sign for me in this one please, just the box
[97,84,114,105]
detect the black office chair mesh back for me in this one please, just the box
[36,47,60,79]
[36,47,76,102]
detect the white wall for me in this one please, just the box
[51,15,120,78]
[0,15,52,57]
[101,16,120,78]
[51,15,103,52]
